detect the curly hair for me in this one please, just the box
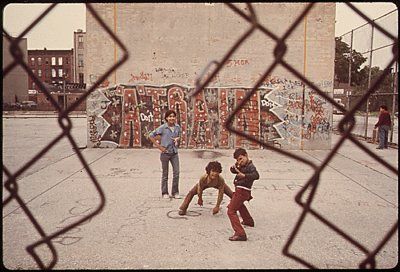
[205,161,222,174]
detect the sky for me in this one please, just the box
[2,2,398,49]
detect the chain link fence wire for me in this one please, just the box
[2,2,398,269]
[194,3,398,269]
[337,7,398,144]
[2,3,128,269]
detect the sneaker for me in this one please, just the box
[229,235,247,241]
[162,194,170,199]
[376,147,384,149]
[178,209,186,216]
[172,194,182,199]
[241,221,255,227]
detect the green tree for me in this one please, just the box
[355,65,395,111]
[335,37,367,86]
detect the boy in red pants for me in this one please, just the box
[227,148,259,241]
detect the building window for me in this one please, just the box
[79,73,84,84]
[38,57,42,65]
[31,57,35,66]
[66,57,69,64]
[51,57,56,66]
[58,69,63,78]
[32,82,36,89]
[52,68,56,78]
[58,57,63,66]
[32,69,35,75]
[78,54,84,67]
[45,58,49,65]
[78,35,84,49]
[45,69,49,78]
[38,69,42,77]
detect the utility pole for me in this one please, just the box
[63,72,67,110]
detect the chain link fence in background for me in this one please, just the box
[2,3,398,269]
[337,8,398,144]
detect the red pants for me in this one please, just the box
[227,188,254,236]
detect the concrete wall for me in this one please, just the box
[86,3,335,150]
[2,35,29,104]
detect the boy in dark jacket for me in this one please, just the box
[227,148,259,241]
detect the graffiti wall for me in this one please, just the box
[87,79,332,150]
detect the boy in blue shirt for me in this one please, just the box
[149,110,182,199]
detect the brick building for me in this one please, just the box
[73,29,86,85]
[28,48,74,90]
[27,48,87,111]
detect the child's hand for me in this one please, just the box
[197,198,203,206]
[172,137,179,144]
[212,207,220,215]
[237,172,245,179]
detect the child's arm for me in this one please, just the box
[213,178,225,214]
[197,176,206,206]
[244,164,259,181]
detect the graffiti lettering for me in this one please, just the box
[87,79,332,149]
[129,72,153,82]
[225,59,250,67]
[140,112,154,122]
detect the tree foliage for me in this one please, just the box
[335,37,396,111]
[335,37,367,86]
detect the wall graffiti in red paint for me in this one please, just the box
[87,82,332,149]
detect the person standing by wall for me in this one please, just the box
[149,109,182,199]
[374,105,391,149]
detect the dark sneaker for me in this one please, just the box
[178,209,186,216]
[241,221,255,227]
[229,235,247,241]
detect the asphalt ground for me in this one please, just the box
[2,115,398,269]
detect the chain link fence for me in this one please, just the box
[2,3,398,269]
[336,8,398,144]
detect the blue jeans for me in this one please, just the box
[378,125,390,148]
[160,152,180,195]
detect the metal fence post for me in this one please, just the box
[347,30,353,110]
[364,23,374,138]
[390,62,398,142]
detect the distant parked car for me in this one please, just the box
[333,98,345,114]
[20,101,37,110]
